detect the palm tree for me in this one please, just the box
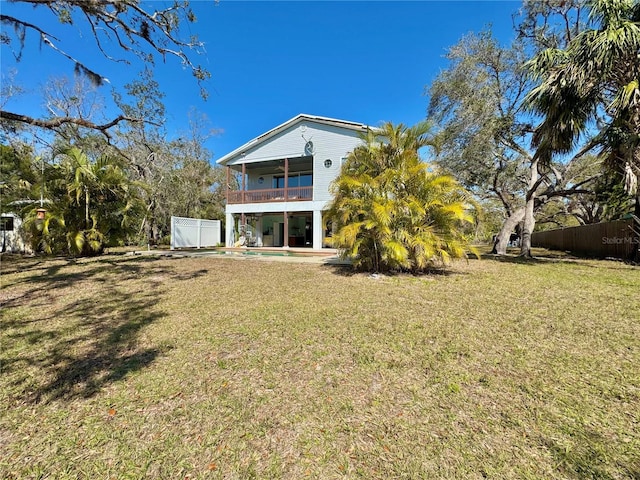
[28,147,143,256]
[326,121,478,273]
[63,147,96,230]
[525,0,640,257]
[70,148,143,255]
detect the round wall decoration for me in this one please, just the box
[304,141,315,156]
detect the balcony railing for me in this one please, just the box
[227,186,313,204]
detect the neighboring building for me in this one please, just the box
[216,114,371,249]
[1,213,27,253]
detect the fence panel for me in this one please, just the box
[171,216,221,249]
[531,219,638,259]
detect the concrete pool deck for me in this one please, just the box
[127,247,351,265]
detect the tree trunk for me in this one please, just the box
[632,189,640,263]
[143,200,156,245]
[144,218,152,245]
[519,196,536,257]
[492,207,525,255]
[152,221,161,244]
[85,187,90,230]
[520,159,539,258]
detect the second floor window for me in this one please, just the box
[273,174,312,188]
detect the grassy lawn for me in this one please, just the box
[1,252,639,479]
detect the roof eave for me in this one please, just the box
[215,114,374,166]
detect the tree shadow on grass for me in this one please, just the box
[477,254,557,266]
[541,427,639,480]
[477,252,638,271]
[321,263,358,277]
[0,254,49,276]
[1,255,208,404]
[321,262,461,278]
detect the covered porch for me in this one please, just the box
[226,210,329,249]
[225,156,314,205]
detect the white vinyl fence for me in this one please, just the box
[170,216,221,250]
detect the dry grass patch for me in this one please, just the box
[1,252,639,479]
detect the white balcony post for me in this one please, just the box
[256,216,263,247]
[241,163,246,204]
[283,212,289,248]
[226,213,235,247]
[313,210,323,250]
[284,158,289,201]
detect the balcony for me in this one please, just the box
[227,186,313,204]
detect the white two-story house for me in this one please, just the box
[217,114,371,250]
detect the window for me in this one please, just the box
[273,174,312,188]
[273,176,285,189]
[298,174,312,187]
[1,216,14,232]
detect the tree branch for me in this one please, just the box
[0,110,151,138]
[3,0,210,92]
[0,14,59,42]
[547,188,593,198]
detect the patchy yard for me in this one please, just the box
[1,253,639,479]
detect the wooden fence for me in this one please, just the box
[531,218,639,259]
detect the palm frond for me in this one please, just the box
[326,121,478,272]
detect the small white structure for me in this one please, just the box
[170,216,221,250]
[1,214,28,253]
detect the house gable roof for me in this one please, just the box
[216,114,372,166]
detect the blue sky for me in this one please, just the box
[1,0,521,159]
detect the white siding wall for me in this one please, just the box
[227,120,364,202]
[309,123,363,202]
[247,173,275,190]
[230,123,304,163]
